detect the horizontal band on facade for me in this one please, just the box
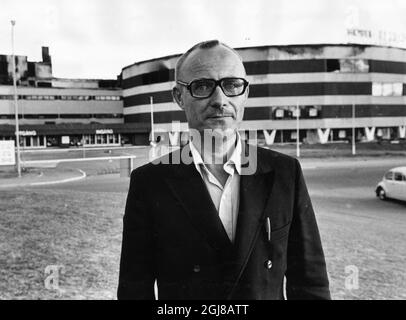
[0,122,149,136]
[124,117,406,133]
[122,73,406,98]
[122,59,406,88]
[123,82,388,107]
[123,96,406,115]
[0,114,123,119]
[123,104,406,124]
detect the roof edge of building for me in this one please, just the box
[121,42,406,72]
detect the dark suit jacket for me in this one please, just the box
[118,143,331,300]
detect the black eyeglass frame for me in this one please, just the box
[176,77,249,98]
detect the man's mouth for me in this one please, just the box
[208,114,233,119]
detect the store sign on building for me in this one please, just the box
[18,130,37,136]
[346,28,406,48]
[96,129,113,134]
[344,6,406,49]
[0,140,16,166]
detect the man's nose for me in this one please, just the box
[209,85,227,108]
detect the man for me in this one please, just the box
[118,40,330,300]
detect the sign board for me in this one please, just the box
[61,136,70,145]
[339,130,347,139]
[309,108,318,117]
[346,28,406,49]
[344,6,406,49]
[96,129,113,134]
[19,130,37,136]
[0,140,16,166]
[275,109,284,118]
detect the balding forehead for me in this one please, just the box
[178,46,246,80]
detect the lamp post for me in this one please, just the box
[352,103,356,155]
[11,20,21,178]
[296,102,300,158]
[150,96,155,146]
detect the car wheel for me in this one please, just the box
[377,187,386,200]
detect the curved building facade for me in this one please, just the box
[122,44,406,144]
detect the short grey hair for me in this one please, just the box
[174,40,244,83]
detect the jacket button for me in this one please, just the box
[265,260,272,269]
[193,265,201,273]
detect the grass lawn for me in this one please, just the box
[0,189,126,299]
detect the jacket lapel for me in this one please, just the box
[226,144,276,298]
[164,147,232,251]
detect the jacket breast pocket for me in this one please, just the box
[270,222,291,242]
[263,222,290,273]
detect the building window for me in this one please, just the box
[60,95,91,100]
[372,82,403,96]
[94,95,121,101]
[382,83,393,96]
[393,83,403,96]
[372,83,382,96]
[326,59,340,72]
[339,59,369,73]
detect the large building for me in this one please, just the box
[121,44,406,145]
[1,44,406,148]
[0,47,141,148]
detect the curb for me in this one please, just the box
[300,157,406,170]
[0,169,87,188]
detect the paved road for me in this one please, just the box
[302,160,406,299]
[305,162,406,216]
[33,156,404,196]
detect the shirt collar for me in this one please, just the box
[189,131,242,176]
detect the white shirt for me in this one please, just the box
[189,134,241,243]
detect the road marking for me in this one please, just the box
[22,155,137,166]
[302,166,317,170]
[0,169,86,188]
[20,146,148,153]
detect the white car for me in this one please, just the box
[375,167,406,202]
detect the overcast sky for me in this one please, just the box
[1,0,405,79]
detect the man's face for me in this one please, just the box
[174,46,248,135]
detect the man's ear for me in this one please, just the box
[172,87,184,110]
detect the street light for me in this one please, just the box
[352,103,356,155]
[150,96,156,146]
[11,20,22,178]
[296,102,300,158]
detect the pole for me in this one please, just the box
[352,103,356,155]
[82,135,86,158]
[296,102,300,158]
[11,20,21,178]
[150,96,155,145]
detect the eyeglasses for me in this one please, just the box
[177,77,249,98]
